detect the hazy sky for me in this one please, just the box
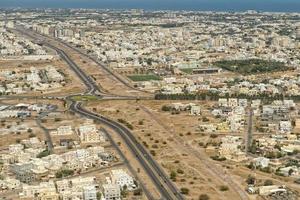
[1,0,300,12]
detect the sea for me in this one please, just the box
[1,0,300,12]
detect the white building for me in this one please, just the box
[190,105,201,115]
[103,184,121,200]
[111,169,135,190]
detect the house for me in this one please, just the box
[253,157,270,168]
[83,186,97,200]
[258,185,287,196]
[238,99,248,107]
[278,166,299,177]
[279,121,292,134]
[78,123,103,143]
[0,178,21,190]
[51,125,73,136]
[20,181,57,199]
[103,184,121,200]
[190,105,201,115]
[218,98,228,107]
[56,179,70,193]
[111,169,136,190]
[228,98,238,107]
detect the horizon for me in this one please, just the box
[1,0,300,12]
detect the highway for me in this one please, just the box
[16,28,150,100]
[140,105,250,200]
[14,27,183,199]
[70,101,184,200]
[17,27,149,95]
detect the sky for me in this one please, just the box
[1,0,300,12]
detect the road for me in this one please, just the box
[139,105,250,200]
[245,107,254,154]
[70,101,184,200]
[14,27,183,199]
[16,27,150,95]
[35,105,57,152]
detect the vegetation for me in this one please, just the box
[180,187,190,195]
[179,68,196,74]
[219,185,229,191]
[55,169,74,178]
[170,171,177,181]
[71,95,98,101]
[214,59,290,75]
[133,188,143,196]
[199,194,210,200]
[96,192,102,200]
[210,155,226,161]
[155,92,300,102]
[264,179,273,186]
[37,149,51,158]
[161,105,172,111]
[28,133,36,138]
[128,74,161,82]
[246,175,256,185]
[117,119,134,130]
[150,150,156,156]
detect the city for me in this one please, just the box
[0,4,300,200]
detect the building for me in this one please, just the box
[20,181,57,199]
[253,157,270,168]
[78,123,103,143]
[83,186,97,200]
[111,169,136,190]
[190,105,201,115]
[103,184,121,200]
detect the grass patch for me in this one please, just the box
[214,59,290,75]
[179,68,196,74]
[71,95,98,101]
[127,74,161,82]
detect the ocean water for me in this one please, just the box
[1,0,300,12]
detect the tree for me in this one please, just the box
[37,150,50,158]
[121,185,128,197]
[96,192,102,200]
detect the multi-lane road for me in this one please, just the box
[14,27,184,200]
[71,101,184,200]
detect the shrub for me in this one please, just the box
[180,187,189,195]
[150,150,156,156]
[28,133,36,138]
[246,175,256,185]
[37,150,50,158]
[199,194,210,200]
[170,171,177,181]
[264,180,273,186]
[219,185,229,191]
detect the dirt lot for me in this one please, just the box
[87,99,249,200]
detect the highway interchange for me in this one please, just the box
[14,27,184,200]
